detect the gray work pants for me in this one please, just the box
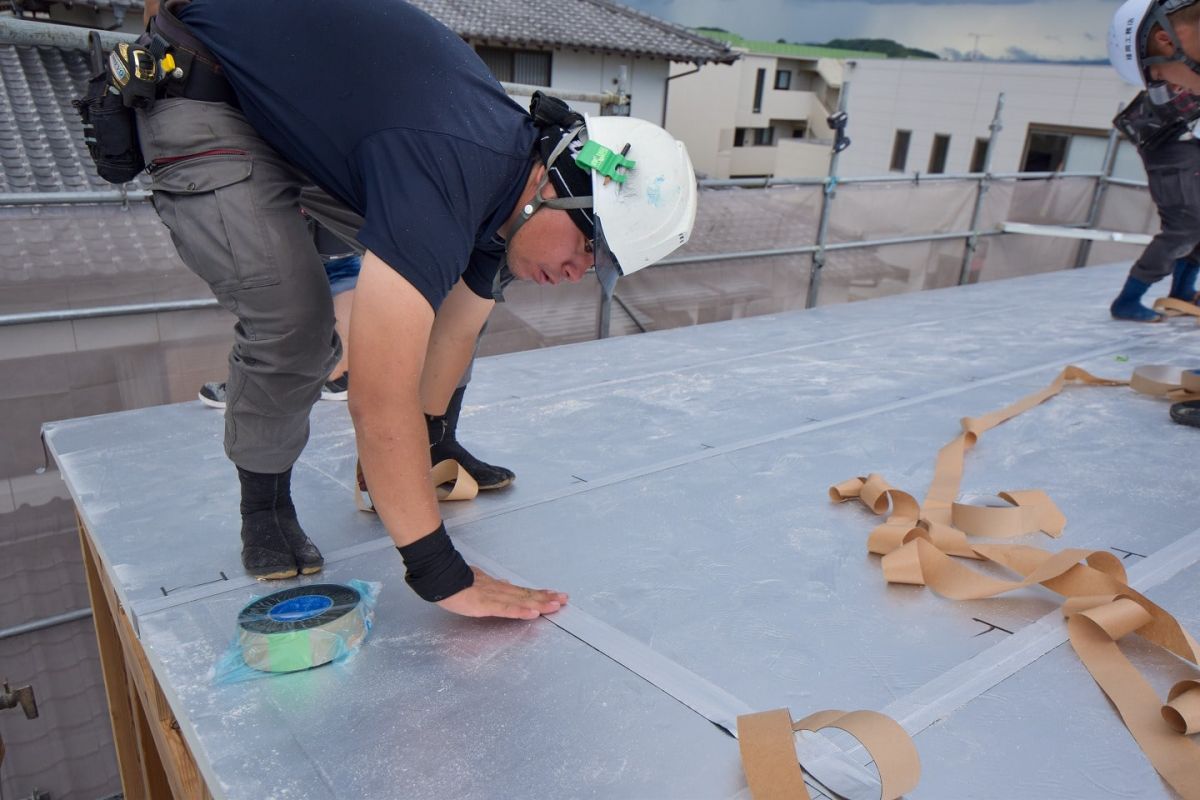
[138,98,352,473]
[1132,137,1200,284]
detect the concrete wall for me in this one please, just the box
[839,59,1145,181]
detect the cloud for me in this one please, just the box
[618,0,1112,62]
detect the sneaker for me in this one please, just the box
[321,372,349,401]
[198,382,227,409]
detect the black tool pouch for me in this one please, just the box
[1114,90,1187,152]
[72,34,146,184]
[529,91,583,130]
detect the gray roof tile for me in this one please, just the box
[408,0,735,63]
[0,43,131,193]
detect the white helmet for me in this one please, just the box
[584,115,697,293]
[509,96,697,293]
[1109,0,1200,88]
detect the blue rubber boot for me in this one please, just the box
[1110,276,1164,322]
[1169,259,1199,302]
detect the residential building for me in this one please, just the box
[407,0,735,124]
[836,59,1146,182]
[665,29,885,179]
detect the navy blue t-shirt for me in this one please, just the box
[176,0,536,309]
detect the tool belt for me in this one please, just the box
[72,0,237,184]
[149,0,240,108]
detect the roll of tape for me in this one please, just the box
[238,584,368,674]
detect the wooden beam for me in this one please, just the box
[79,515,214,799]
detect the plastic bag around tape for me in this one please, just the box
[212,580,380,684]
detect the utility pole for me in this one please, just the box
[967,33,991,61]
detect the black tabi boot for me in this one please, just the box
[426,386,516,490]
[237,466,324,579]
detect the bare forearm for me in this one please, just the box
[351,397,441,546]
[348,252,441,546]
[420,280,494,415]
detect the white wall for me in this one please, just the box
[838,59,1141,179]
[510,50,668,126]
[666,60,743,178]
[666,54,843,179]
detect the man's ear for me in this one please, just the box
[1152,26,1178,56]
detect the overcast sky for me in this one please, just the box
[617,0,1113,62]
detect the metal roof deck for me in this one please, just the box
[44,262,1200,799]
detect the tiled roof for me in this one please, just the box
[10,0,143,11]
[693,28,888,61]
[0,43,150,193]
[408,0,736,63]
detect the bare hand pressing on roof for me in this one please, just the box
[437,567,568,620]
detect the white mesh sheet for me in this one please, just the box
[828,180,978,242]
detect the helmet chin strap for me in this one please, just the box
[503,123,594,260]
[1142,2,1200,83]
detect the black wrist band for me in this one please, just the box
[396,523,473,602]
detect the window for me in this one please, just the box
[774,70,792,90]
[792,122,808,139]
[1021,125,1110,174]
[970,138,990,173]
[734,127,775,147]
[476,46,551,86]
[753,68,766,113]
[890,129,911,172]
[928,133,951,174]
[1021,130,1069,172]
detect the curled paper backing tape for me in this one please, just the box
[431,458,478,501]
[238,584,368,673]
[1153,296,1200,321]
[737,707,920,800]
[1130,364,1200,400]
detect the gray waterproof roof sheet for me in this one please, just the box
[45,262,1200,799]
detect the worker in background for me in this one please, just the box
[1109,0,1200,319]
[134,0,696,619]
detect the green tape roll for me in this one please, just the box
[237,584,368,673]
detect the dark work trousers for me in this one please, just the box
[137,98,353,473]
[1132,136,1200,284]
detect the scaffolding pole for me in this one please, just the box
[806,80,851,309]
[958,92,1004,286]
[1073,118,1122,269]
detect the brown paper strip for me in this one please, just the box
[736,707,921,800]
[950,490,1065,539]
[831,363,1200,797]
[794,710,921,800]
[430,459,478,501]
[1153,296,1200,320]
[1069,601,1200,799]
[353,457,480,510]
[1164,681,1200,735]
[1132,365,1186,397]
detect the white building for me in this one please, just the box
[839,59,1145,182]
[666,30,886,179]
[410,0,736,125]
[667,33,1147,182]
